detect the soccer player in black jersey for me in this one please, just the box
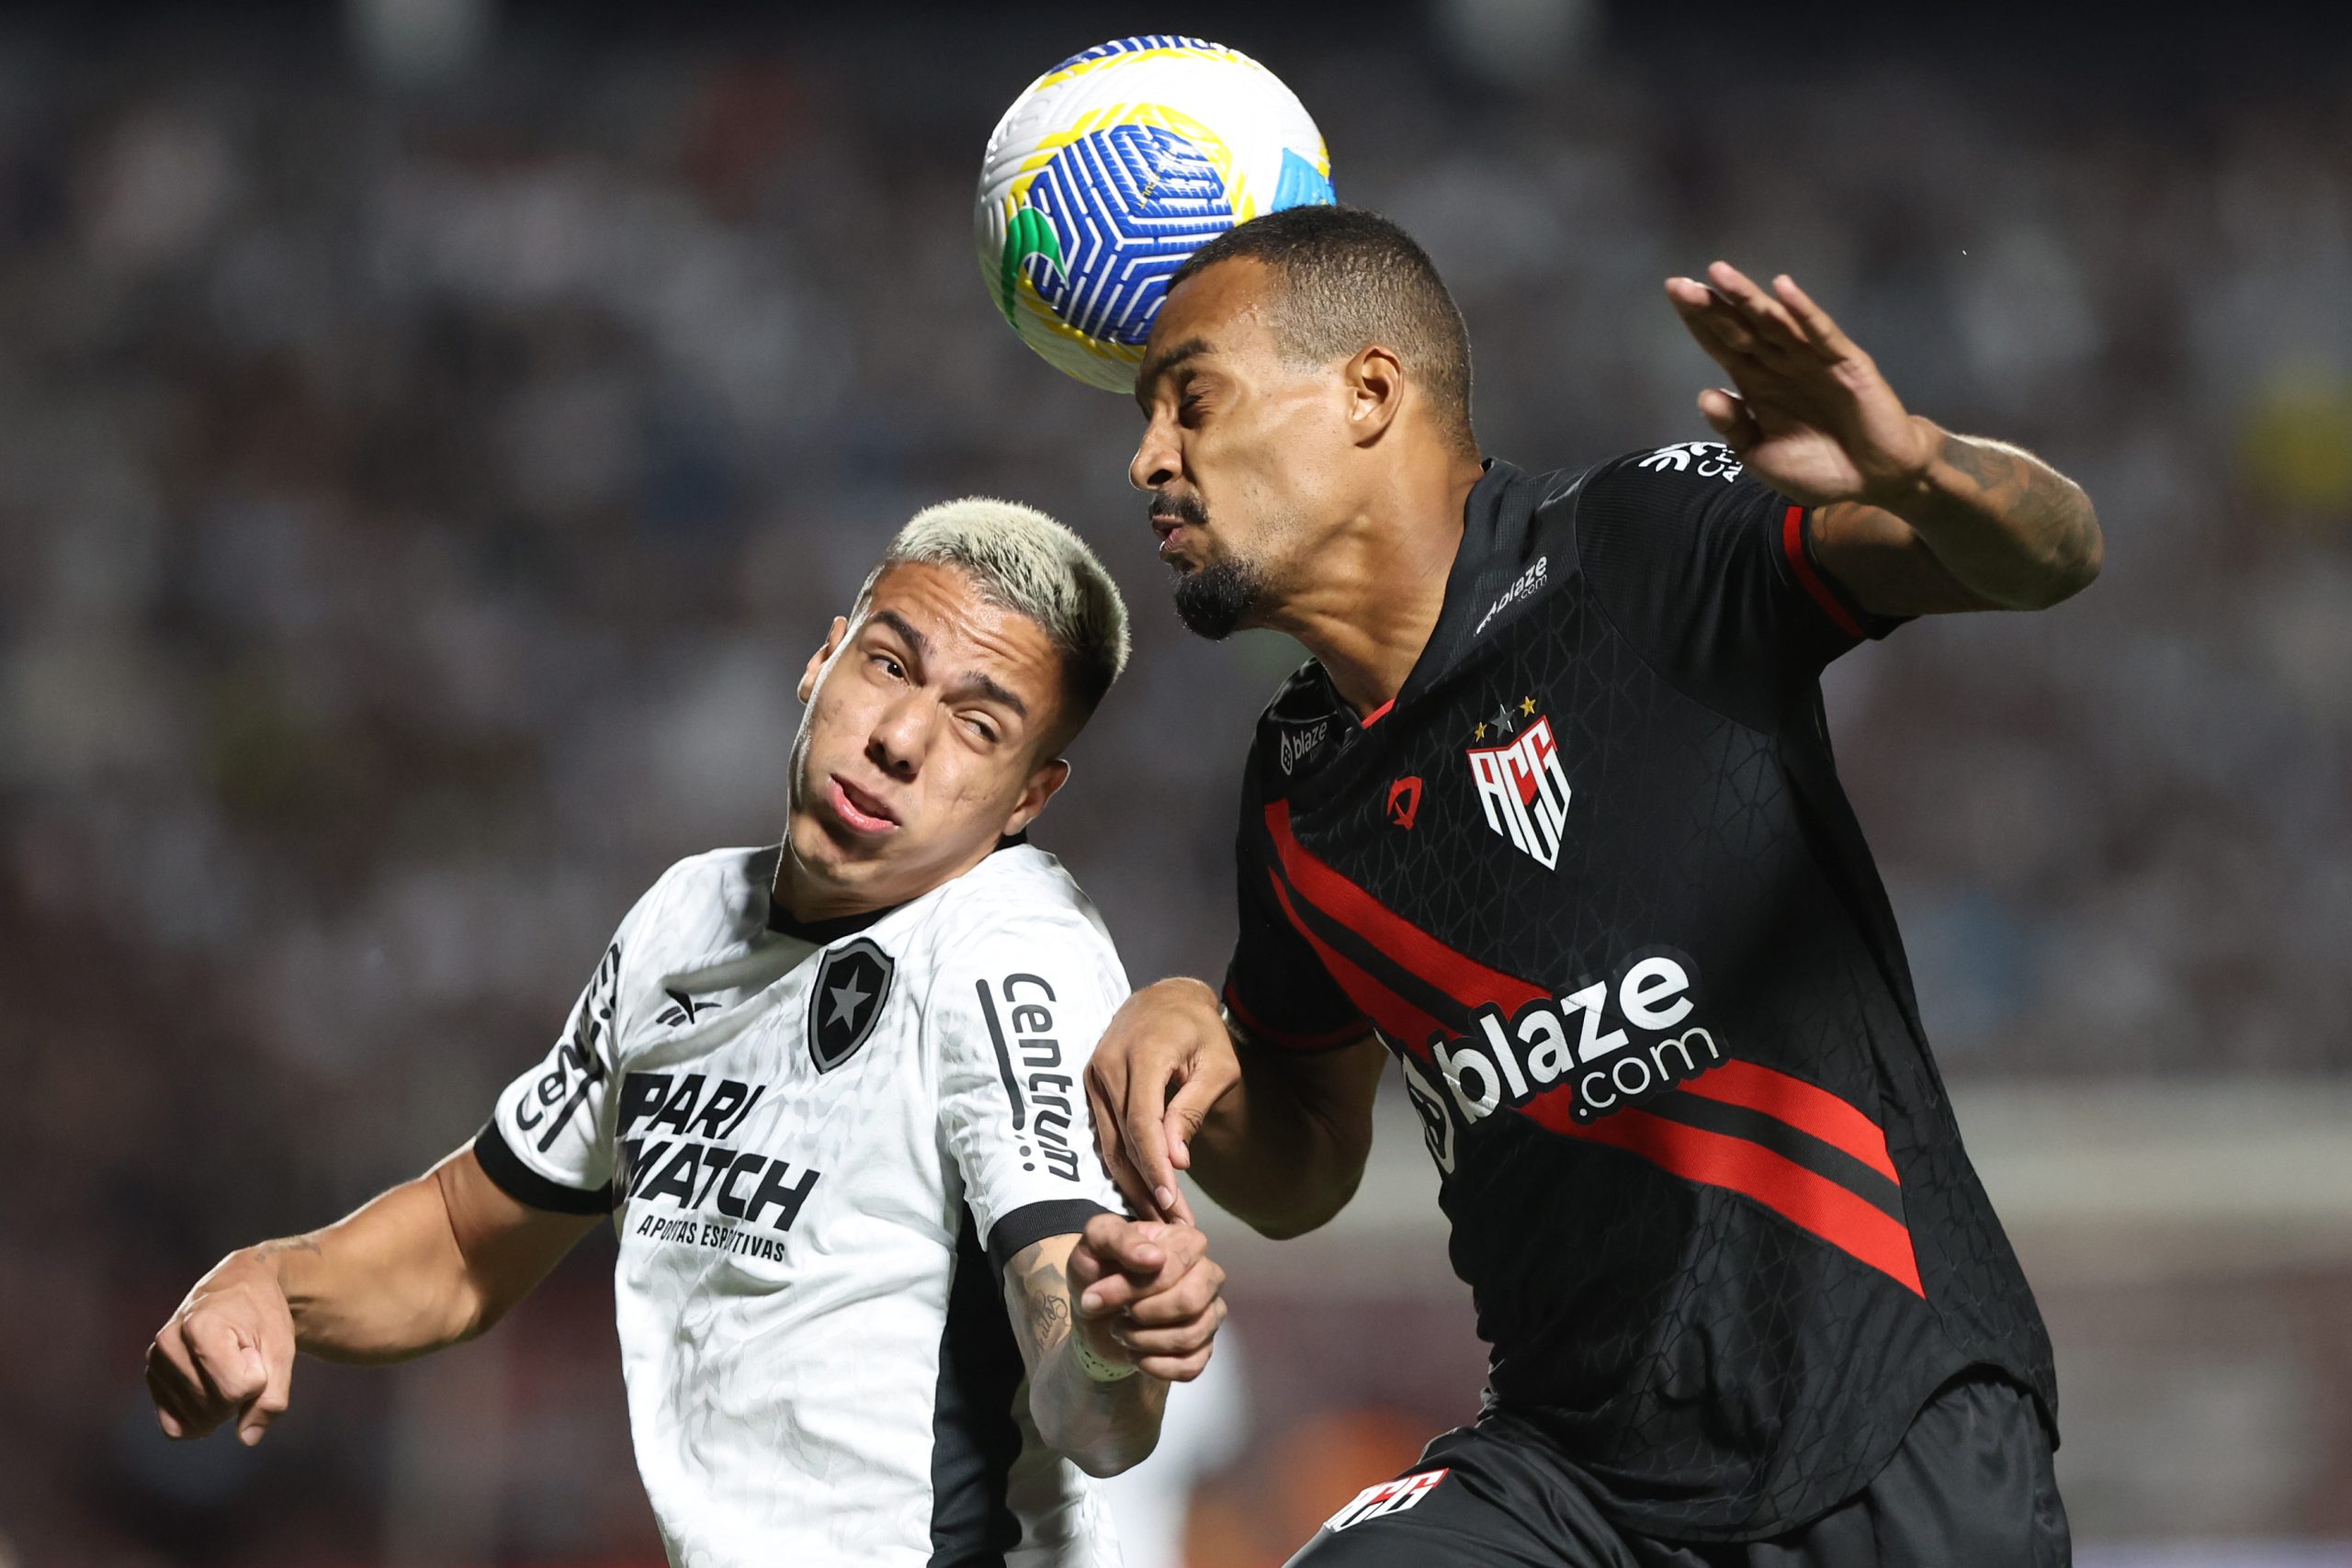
[1084,207,2099,1567]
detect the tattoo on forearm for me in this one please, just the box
[1019,1260,1073,1356]
[1940,432,2092,536]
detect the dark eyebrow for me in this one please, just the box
[944,672,1029,721]
[1134,334,1214,412]
[870,608,1029,720]
[868,608,931,664]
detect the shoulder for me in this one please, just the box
[917,847,1127,998]
[1590,441,1758,494]
[1254,659,1342,742]
[615,844,779,974]
[1242,659,1348,795]
[1570,442,1784,536]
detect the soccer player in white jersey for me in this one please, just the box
[145,500,1229,1568]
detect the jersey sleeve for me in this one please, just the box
[928,916,1128,1270]
[1221,764,1374,1054]
[1573,444,1905,724]
[474,873,671,1214]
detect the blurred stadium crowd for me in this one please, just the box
[2,3,2347,1562]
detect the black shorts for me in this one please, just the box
[1283,1373,2070,1568]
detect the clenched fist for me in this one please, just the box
[146,1247,300,1446]
[1067,1213,1227,1382]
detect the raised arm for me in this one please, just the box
[146,1145,595,1446]
[1084,976,1386,1238]
[1000,1213,1225,1478]
[1667,261,2102,617]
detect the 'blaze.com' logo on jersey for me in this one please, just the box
[1400,948,1723,1173]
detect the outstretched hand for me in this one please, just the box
[1665,262,1934,510]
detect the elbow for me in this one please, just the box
[1069,1438,1156,1480]
[2026,494,2104,610]
[1233,1169,1363,1241]
[1035,1407,1158,1480]
[1247,1205,1343,1242]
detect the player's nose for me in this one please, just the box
[1128,419,1178,494]
[866,695,928,781]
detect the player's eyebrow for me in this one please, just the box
[868,608,931,666]
[872,609,1029,719]
[1134,335,1213,412]
[942,672,1029,720]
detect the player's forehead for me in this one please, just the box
[857,560,1062,709]
[1136,259,1282,393]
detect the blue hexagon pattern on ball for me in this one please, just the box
[977,37,1335,392]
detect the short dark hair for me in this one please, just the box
[1170,206,1476,456]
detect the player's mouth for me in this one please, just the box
[1153,519,1193,563]
[1150,495,1211,565]
[1152,514,1206,567]
[827,774,900,836]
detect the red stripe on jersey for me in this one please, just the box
[1359,695,1396,728]
[1781,504,1865,640]
[1678,1060,1900,1184]
[1263,872,1446,1056]
[1522,1089,1925,1295]
[1221,981,1371,1053]
[1266,800,1550,1018]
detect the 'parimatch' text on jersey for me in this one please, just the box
[477,842,1129,1568]
[1224,450,2057,1540]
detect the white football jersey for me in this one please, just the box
[477,841,1133,1568]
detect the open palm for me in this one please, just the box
[1665,263,1933,509]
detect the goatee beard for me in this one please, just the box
[1172,557,1268,641]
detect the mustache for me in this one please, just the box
[1151,492,1210,529]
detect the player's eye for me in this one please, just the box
[963,713,1000,745]
[869,652,906,681]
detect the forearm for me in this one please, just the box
[1011,1250,1168,1476]
[1876,419,2102,609]
[1031,1328,1170,1477]
[262,1160,492,1363]
[1187,1033,1376,1239]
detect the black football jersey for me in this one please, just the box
[1222,446,2057,1540]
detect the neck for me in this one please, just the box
[772,844,879,930]
[770,828,1006,931]
[1261,455,1485,718]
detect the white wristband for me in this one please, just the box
[1070,1329,1139,1383]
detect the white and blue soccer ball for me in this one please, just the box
[976,36,1336,392]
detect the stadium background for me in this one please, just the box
[4,0,2348,1562]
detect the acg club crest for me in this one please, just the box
[808,937,894,1073]
[1464,700,1572,870]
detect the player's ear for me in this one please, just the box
[1344,344,1405,446]
[799,616,850,704]
[1001,757,1070,838]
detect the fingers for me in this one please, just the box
[1697,388,1760,449]
[1665,277,1760,377]
[1121,1092,1182,1221]
[148,1318,234,1439]
[1122,1254,1226,1331]
[146,1339,212,1438]
[1771,272,1862,362]
[238,1318,296,1446]
[1704,261,1809,353]
[1083,1061,1157,1219]
[1116,1293,1228,1363]
[185,1312,269,1409]
[1072,1215,1170,1315]
[1668,264,1843,381]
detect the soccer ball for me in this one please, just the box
[976,36,1335,392]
